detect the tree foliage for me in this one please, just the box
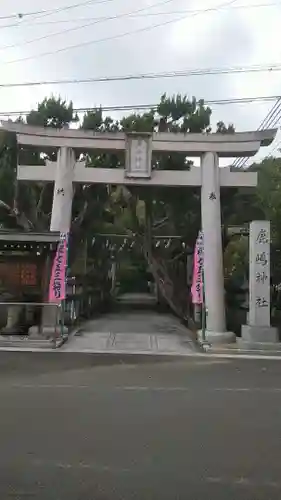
[26,96,78,128]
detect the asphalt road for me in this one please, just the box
[0,352,281,499]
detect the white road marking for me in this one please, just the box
[214,387,281,392]
[19,461,281,488]
[6,384,281,392]
[206,477,281,488]
[31,459,130,473]
[234,477,251,485]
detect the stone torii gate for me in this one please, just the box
[0,121,276,343]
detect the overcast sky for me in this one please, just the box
[0,0,280,163]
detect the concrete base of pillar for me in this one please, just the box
[1,326,25,335]
[29,324,68,339]
[198,329,236,345]
[239,324,279,347]
[237,339,281,351]
[28,303,68,339]
[1,304,24,335]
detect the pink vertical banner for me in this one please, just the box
[48,232,68,303]
[191,231,204,304]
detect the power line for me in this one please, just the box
[238,100,281,166]
[0,94,280,117]
[259,98,281,129]
[1,2,280,29]
[0,11,48,21]
[1,63,281,88]
[233,99,281,167]
[1,0,239,65]
[266,137,281,157]
[263,134,281,159]
[0,0,178,52]
[0,0,112,21]
[232,98,281,168]
[260,105,281,159]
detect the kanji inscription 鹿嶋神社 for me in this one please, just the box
[249,221,271,327]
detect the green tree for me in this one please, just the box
[26,96,78,128]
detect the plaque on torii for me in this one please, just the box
[0,121,277,344]
[125,132,152,178]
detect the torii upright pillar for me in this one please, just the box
[0,121,276,343]
[201,152,233,343]
[50,146,77,233]
[31,147,83,337]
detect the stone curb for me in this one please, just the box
[201,341,281,357]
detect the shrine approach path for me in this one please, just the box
[62,293,198,355]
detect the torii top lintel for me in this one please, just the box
[0,121,277,158]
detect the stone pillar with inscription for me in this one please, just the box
[239,220,279,349]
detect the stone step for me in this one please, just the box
[0,336,66,349]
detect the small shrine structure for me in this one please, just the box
[0,231,61,341]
